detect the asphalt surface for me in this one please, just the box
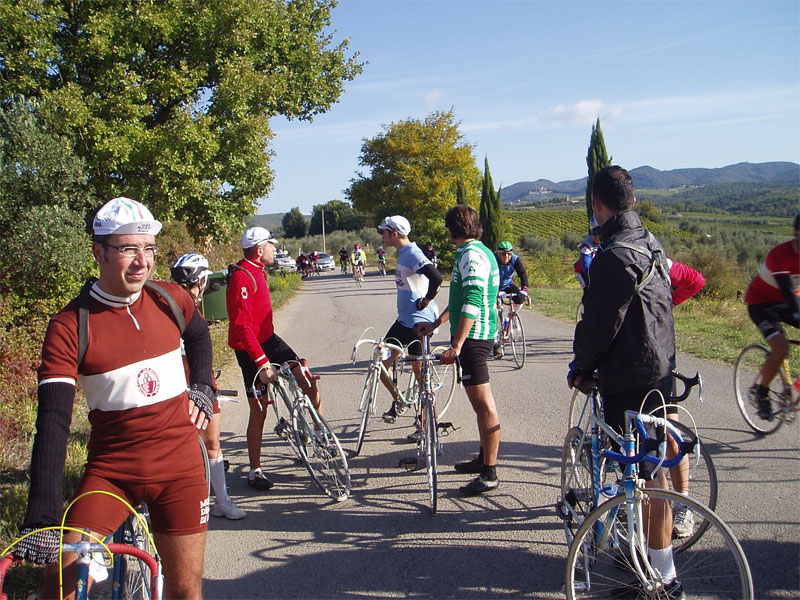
[203,270,799,599]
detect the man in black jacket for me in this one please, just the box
[567,166,681,595]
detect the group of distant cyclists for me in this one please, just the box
[10,176,798,598]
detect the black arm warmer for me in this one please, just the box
[514,258,529,289]
[775,274,800,313]
[22,382,75,528]
[183,308,216,390]
[418,263,443,301]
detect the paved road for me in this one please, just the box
[204,271,799,598]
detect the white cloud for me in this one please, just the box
[537,99,615,126]
[424,87,446,107]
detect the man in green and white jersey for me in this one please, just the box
[420,205,501,495]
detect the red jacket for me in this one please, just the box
[226,258,274,367]
[670,261,705,306]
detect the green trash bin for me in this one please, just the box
[200,270,229,321]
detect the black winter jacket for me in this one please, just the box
[573,210,676,396]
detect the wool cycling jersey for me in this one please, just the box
[37,281,204,483]
[745,239,800,306]
[395,242,439,327]
[226,258,275,368]
[449,240,499,340]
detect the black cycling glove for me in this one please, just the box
[188,383,215,421]
[13,527,62,565]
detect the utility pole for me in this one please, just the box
[321,208,326,253]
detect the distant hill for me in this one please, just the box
[501,161,800,203]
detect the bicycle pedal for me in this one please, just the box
[398,457,418,471]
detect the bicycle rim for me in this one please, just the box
[560,427,596,546]
[430,360,457,419]
[293,403,351,501]
[273,382,302,459]
[355,368,379,456]
[568,389,600,433]
[734,345,784,434]
[565,489,752,599]
[119,510,154,600]
[664,419,718,552]
[509,312,526,369]
[198,436,210,498]
[424,395,438,514]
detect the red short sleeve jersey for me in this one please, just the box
[745,240,800,305]
[37,281,203,482]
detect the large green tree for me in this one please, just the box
[479,156,506,251]
[0,0,362,239]
[346,109,480,267]
[282,207,307,238]
[585,118,612,228]
[309,199,365,235]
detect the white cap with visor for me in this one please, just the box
[93,197,162,236]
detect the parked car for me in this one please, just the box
[316,252,336,271]
[274,251,296,272]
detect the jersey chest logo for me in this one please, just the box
[137,368,161,397]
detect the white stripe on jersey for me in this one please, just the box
[79,347,188,411]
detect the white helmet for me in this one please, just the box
[171,253,211,288]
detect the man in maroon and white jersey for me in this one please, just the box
[15,197,215,600]
[745,214,800,420]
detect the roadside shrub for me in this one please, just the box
[561,231,585,251]
[518,233,561,255]
[526,251,575,289]
[674,249,748,299]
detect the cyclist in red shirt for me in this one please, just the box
[744,214,800,420]
[227,228,323,491]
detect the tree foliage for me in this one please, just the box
[309,199,365,235]
[282,207,308,238]
[585,118,611,228]
[479,157,506,250]
[346,109,480,267]
[0,0,362,240]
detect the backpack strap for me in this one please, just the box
[228,263,257,293]
[78,279,186,369]
[603,232,670,295]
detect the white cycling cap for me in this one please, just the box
[93,197,162,236]
[242,227,278,249]
[378,215,411,236]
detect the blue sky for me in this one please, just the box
[260,0,800,214]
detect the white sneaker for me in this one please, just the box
[211,497,246,520]
[673,503,694,538]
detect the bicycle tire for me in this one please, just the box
[509,312,526,369]
[565,488,753,599]
[734,344,784,434]
[423,393,438,514]
[292,402,351,501]
[430,360,457,419]
[567,389,600,433]
[197,436,210,498]
[560,427,596,546]
[664,419,718,552]
[118,509,154,600]
[271,382,303,460]
[355,367,380,456]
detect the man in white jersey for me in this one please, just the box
[375,216,443,425]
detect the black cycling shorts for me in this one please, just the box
[458,338,493,387]
[236,334,300,396]
[748,302,799,340]
[385,321,424,356]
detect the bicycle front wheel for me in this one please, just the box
[422,394,438,514]
[117,509,155,600]
[293,402,351,501]
[565,489,753,599]
[734,344,784,434]
[355,366,381,456]
[430,360,457,419]
[509,312,526,369]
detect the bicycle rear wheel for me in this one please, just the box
[508,312,526,369]
[422,393,438,514]
[565,489,752,599]
[355,366,380,456]
[664,419,718,552]
[117,509,154,600]
[293,402,351,501]
[734,344,784,434]
[559,427,597,546]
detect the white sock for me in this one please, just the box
[209,454,228,503]
[648,545,676,583]
[248,467,261,480]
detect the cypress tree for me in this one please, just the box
[456,173,468,205]
[480,157,506,249]
[585,118,612,230]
